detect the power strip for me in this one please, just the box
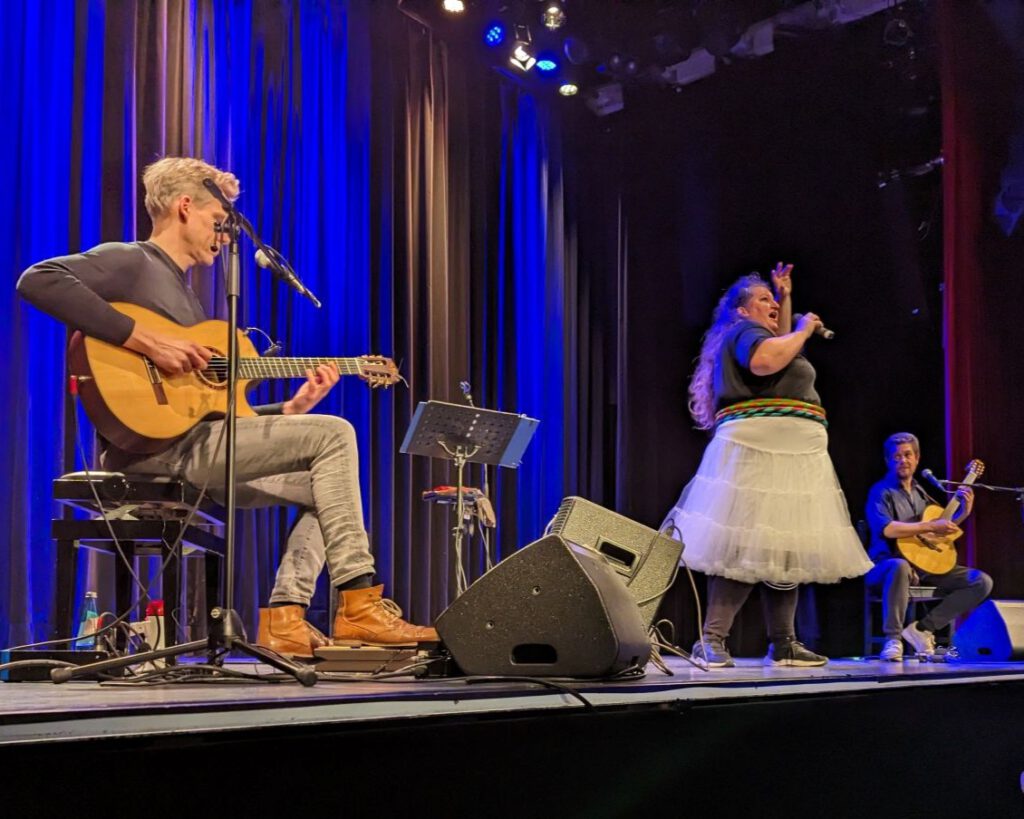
[127,616,167,669]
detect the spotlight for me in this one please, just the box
[883,17,913,48]
[510,44,537,71]
[484,22,506,46]
[509,24,536,72]
[442,0,465,12]
[536,56,558,73]
[558,82,579,97]
[542,2,567,31]
[563,36,591,65]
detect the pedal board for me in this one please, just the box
[0,649,113,682]
[313,645,423,673]
[312,644,458,677]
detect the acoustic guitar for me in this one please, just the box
[895,459,985,575]
[68,303,400,455]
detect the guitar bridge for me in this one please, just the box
[143,358,169,405]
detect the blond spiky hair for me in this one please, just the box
[142,157,240,221]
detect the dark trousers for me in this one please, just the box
[703,575,799,643]
[865,558,994,637]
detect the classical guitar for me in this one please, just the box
[895,459,985,575]
[68,303,401,455]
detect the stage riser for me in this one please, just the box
[3,680,1024,816]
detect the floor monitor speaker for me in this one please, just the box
[436,534,650,678]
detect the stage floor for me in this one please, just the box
[4,654,1024,746]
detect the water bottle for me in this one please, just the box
[76,591,99,650]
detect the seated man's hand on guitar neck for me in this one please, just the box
[125,325,213,375]
[283,364,340,415]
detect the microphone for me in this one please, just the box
[793,313,835,340]
[920,469,948,493]
[255,248,321,309]
[202,177,234,210]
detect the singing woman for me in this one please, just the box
[663,263,871,667]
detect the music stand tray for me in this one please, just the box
[400,401,539,467]
[401,401,539,596]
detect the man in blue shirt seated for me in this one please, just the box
[864,432,992,660]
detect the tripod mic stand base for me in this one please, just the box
[209,607,317,687]
[50,608,318,687]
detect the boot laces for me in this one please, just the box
[374,597,404,622]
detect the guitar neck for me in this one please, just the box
[224,357,365,380]
[938,472,980,520]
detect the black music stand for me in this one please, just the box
[401,401,539,596]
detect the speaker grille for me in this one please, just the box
[548,496,683,627]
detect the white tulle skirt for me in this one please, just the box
[662,416,872,585]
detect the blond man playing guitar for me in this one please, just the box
[864,432,992,660]
[17,157,436,658]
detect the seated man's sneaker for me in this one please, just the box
[691,637,735,668]
[880,638,904,662]
[333,584,439,646]
[901,621,936,657]
[256,605,332,659]
[764,638,828,667]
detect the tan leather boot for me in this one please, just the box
[333,585,439,646]
[256,605,332,659]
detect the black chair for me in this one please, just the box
[52,471,226,652]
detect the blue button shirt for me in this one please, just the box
[864,475,940,562]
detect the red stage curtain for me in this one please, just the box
[940,3,1024,592]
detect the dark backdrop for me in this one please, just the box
[562,11,946,656]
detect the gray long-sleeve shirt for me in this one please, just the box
[16,241,207,341]
[17,240,282,462]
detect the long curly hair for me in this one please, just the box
[688,273,769,430]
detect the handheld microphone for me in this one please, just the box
[793,313,835,340]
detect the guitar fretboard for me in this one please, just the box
[207,357,365,380]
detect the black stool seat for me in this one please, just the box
[52,472,226,653]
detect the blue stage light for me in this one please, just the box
[536,58,558,73]
[484,23,505,47]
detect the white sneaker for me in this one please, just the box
[880,638,904,662]
[901,621,936,657]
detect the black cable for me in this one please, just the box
[2,399,225,659]
[463,676,595,709]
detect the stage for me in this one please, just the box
[3,656,1024,816]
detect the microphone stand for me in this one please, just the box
[927,475,1024,526]
[52,188,317,686]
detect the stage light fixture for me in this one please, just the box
[510,43,537,71]
[563,36,591,65]
[585,83,624,116]
[542,2,567,31]
[536,56,558,73]
[484,22,506,46]
[509,24,536,72]
[558,82,579,96]
[442,0,466,13]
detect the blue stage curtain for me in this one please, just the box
[0,0,577,646]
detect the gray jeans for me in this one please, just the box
[865,558,993,637]
[108,413,374,606]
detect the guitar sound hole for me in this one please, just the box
[197,350,228,388]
